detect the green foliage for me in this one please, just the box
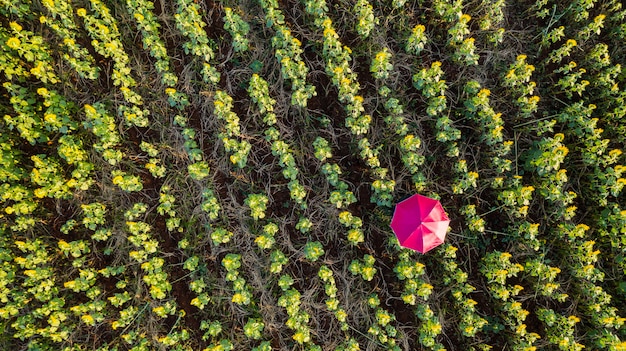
[223,8,250,53]
[261,0,316,107]
[413,61,448,117]
[302,241,324,262]
[248,74,277,125]
[406,24,427,55]
[370,48,393,80]
[244,318,265,339]
[188,161,210,180]
[201,188,221,221]
[353,0,377,38]
[213,90,251,169]
[81,202,106,230]
[126,0,176,86]
[371,178,395,207]
[211,227,233,246]
[296,217,313,233]
[200,320,223,339]
[83,103,123,164]
[349,254,376,281]
[112,170,143,192]
[222,254,253,305]
[525,133,569,176]
[270,250,288,274]
[2,1,626,350]
[175,0,220,83]
[245,193,269,220]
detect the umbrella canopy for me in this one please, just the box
[390,194,450,253]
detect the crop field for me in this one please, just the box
[1,0,626,350]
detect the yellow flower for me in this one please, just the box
[34,188,47,198]
[112,175,124,185]
[84,104,96,115]
[81,314,95,326]
[322,18,332,30]
[9,22,22,32]
[48,315,60,327]
[568,315,580,324]
[66,179,77,188]
[6,37,21,49]
[518,205,529,216]
[76,8,87,17]
[24,269,37,278]
[152,306,166,317]
[30,65,41,76]
[37,87,49,96]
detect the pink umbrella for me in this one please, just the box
[390,194,450,253]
